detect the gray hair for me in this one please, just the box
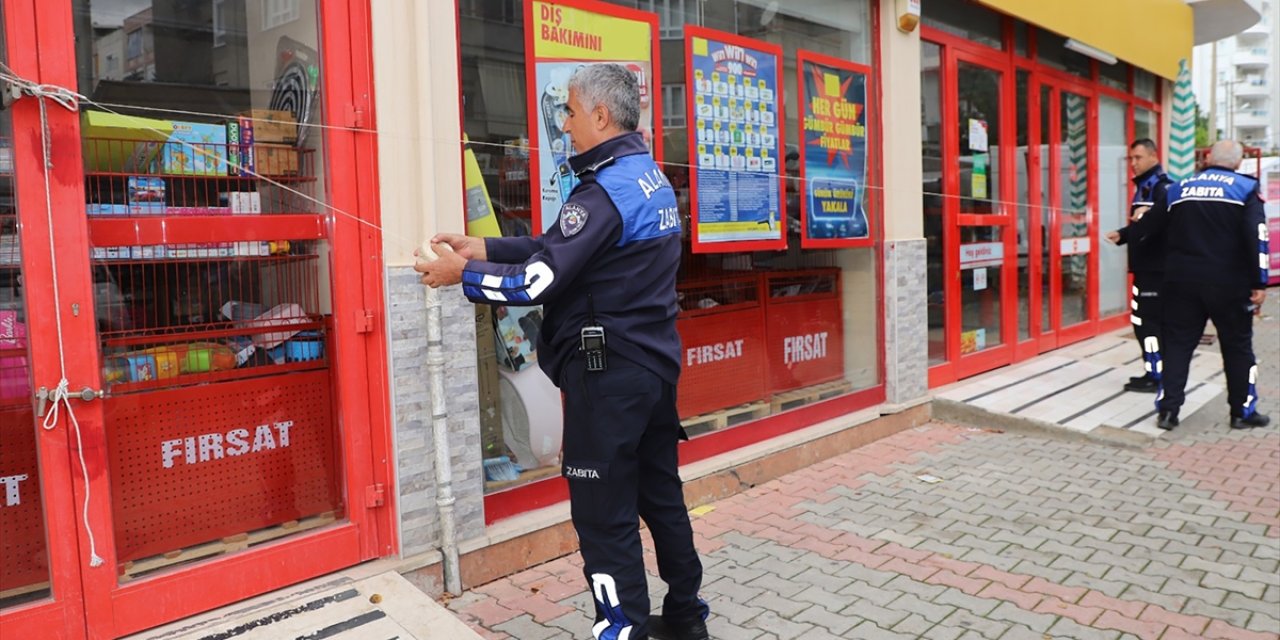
[568,63,641,132]
[1207,140,1244,169]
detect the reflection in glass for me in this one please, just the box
[922,41,946,365]
[1040,85,1052,333]
[1134,107,1156,143]
[921,0,1004,49]
[959,226,1002,354]
[72,0,344,580]
[1015,70,1031,341]
[1059,90,1090,328]
[1098,97,1129,318]
[958,63,1001,214]
[0,5,54,608]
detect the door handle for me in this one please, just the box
[35,386,105,418]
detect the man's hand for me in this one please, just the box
[1251,288,1267,316]
[427,233,487,261]
[1130,206,1150,222]
[1105,231,1121,245]
[414,242,468,288]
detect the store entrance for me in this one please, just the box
[1,1,391,638]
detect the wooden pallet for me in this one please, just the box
[484,463,561,492]
[120,511,338,581]
[0,581,50,603]
[681,401,771,437]
[769,379,852,413]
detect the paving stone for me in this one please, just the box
[792,604,860,636]
[985,601,1057,633]
[743,611,817,638]
[1046,617,1123,640]
[882,592,956,624]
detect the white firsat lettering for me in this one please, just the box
[161,422,296,468]
[784,332,829,365]
[1,474,29,507]
[686,339,745,366]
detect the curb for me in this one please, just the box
[932,397,1157,449]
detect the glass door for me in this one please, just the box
[0,1,88,637]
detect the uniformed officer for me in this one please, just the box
[1116,140,1270,430]
[1106,139,1173,393]
[416,63,710,640]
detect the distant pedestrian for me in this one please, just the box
[1105,139,1174,393]
[1113,140,1270,430]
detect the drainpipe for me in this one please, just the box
[416,0,462,597]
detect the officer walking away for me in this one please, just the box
[1105,139,1174,393]
[415,63,710,640]
[1115,140,1270,430]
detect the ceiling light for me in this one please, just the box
[1065,38,1118,65]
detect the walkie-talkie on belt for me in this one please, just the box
[581,294,607,372]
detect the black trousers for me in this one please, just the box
[1158,281,1260,418]
[1131,271,1164,380]
[560,355,707,639]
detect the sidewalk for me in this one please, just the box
[446,295,1280,639]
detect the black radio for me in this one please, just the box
[580,325,607,372]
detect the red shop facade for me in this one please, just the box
[0,1,396,638]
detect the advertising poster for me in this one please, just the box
[1267,170,1279,285]
[685,26,785,253]
[797,50,872,248]
[525,0,659,235]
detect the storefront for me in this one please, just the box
[1,1,394,638]
[919,0,1180,386]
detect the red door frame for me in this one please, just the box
[0,0,88,637]
[0,2,396,638]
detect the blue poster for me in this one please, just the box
[687,30,784,250]
[799,55,871,246]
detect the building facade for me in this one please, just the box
[0,0,1258,638]
[1193,0,1279,151]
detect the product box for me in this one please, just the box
[167,206,231,216]
[80,110,171,173]
[240,109,298,144]
[86,204,130,216]
[162,121,228,176]
[225,191,262,214]
[226,120,242,174]
[254,143,300,176]
[237,117,256,177]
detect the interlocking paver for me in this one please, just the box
[447,303,1279,640]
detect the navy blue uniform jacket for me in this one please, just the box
[460,132,683,386]
[1115,164,1173,275]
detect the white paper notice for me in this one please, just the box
[973,267,988,291]
[968,118,989,152]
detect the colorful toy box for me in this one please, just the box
[161,121,228,176]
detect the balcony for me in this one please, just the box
[1234,79,1270,98]
[1233,110,1274,128]
[1233,47,1271,68]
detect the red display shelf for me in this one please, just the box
[106,359,327,394]
[89,214,326,246]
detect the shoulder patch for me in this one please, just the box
[559,202,589,237]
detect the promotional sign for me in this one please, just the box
[1266,170,1279,285]
[797,50,872,248]
[525,0,659,235]
[685,26,785,252]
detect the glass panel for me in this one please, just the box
[0,6,54,608]
[922,41,946,365]
[1040,85,1052,333]
[959,226,1003,354]
[1013,22,1028,58]
[462,0,880,491]
[1015,70,1031,341]
[921,0,1004,50]
[1134,107,1156,142]
[1036,29,1092,79]
[1099,61,1129,92]
[1059,90,1090,327]
[1098,97,1128,318]
[72,0,345,580]
[958,62,1001,213]
[1134,69,1157,102]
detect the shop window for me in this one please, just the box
[71,0,343,581]
[1098,96,1128,319]
[1133,108,1156,158]
[1099,60,1129,92]
[1014,69,1031,342]
[920,0,1004,50]
[957,62,1001,214]
[1013,21,1027,58]
[1134,69,1157,102]
[1036,29,1092,79]
[921,41,946,364]
[460,0,880,495]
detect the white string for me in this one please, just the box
[5,71,106,567]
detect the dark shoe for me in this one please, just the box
[648,614,709,640]
[1230,413,1271,429]
[1157,410,1180,430]
[1128,374,1150,384]
[1124,377,1159,393]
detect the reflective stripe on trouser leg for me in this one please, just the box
[1143,336,1162,381]
[591,573,633,640]
[1243,364,1259,419]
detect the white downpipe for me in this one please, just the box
[415,0,462,597]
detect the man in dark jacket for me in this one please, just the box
[417,63,709,640]
[1107,139,1173,393]
[1110,140,1270,431]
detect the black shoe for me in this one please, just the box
[1230,413,1271,429]
[1124,377,1159,393]
[648,614,709,640]
[1128,374,1150,384]
[1157,410,1180,430]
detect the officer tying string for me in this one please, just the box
[1109,140,1270,431]
[416,63,710,640]
[1107,139,1173,394]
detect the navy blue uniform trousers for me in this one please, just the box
[1158,281,1259,418]
[561,354,706,639]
